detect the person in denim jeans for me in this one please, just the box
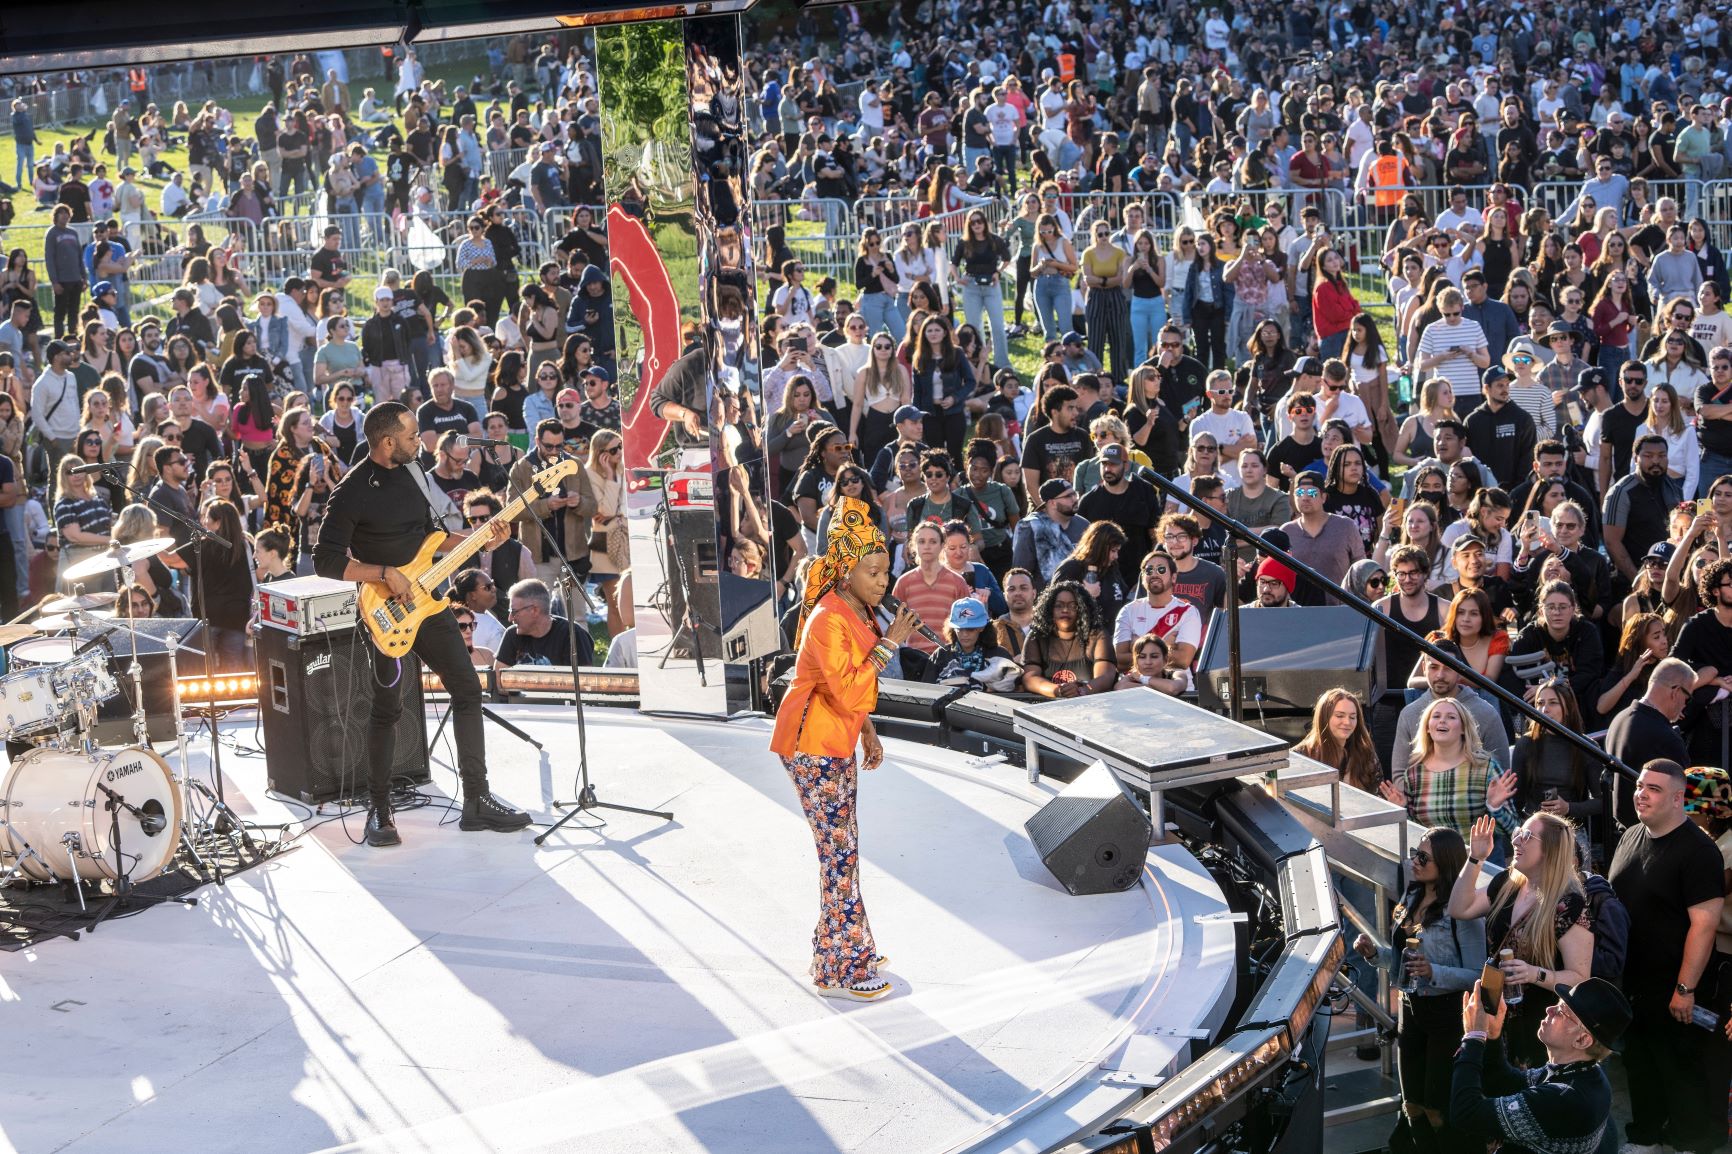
[1697,348,1732,487]
[1028,212,1077,341]
[952,209,1012,369]
[10,99,35,192]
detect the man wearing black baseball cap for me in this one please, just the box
[1450,976,1629,1152]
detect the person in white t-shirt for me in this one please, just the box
[1112,549,1203,671]
[1316,359,1373,445]
[1188,370,1258,486]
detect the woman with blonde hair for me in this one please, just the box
[1380,696,1519,845]
[126,434,165,500]
[586,429,627,637]
[1450,810,1594,1068]
[112,502,186,615]
[1295,688,1381,793]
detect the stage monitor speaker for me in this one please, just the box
[1024,761,1151,895]
[664,505,720,660]
[1195,605,1383,715]
[256,628,430,804]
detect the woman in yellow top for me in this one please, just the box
[1080,220,1133,384]
[770,496,917,1002]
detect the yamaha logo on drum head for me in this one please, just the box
[105,762,144,783]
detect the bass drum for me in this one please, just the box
[0,746,182,883]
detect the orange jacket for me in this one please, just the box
[770,592,881,760]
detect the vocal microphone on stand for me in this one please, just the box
[68,459,127,475]
[452,435,512,451]
[877,592,946,650]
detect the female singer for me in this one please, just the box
[770,496,918,1002]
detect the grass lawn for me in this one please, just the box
[0,57,482,232]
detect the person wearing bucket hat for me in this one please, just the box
[1500,336,1557,439]
[1450,974,1629,1153]
[770,497,920,1003]
[923,595,1014,686]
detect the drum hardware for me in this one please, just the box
[40,591,120,614]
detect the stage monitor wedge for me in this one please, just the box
[1024,761,1151,896]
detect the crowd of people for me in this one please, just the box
[731,3,1732,1150]
[0,39,632,675]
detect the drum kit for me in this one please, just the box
[0,537,250,918]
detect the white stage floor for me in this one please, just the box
[0,707,1235,1154]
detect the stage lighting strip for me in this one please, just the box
[177,673,260,707]
[417,667,640,697]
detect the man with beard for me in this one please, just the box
[1603,435,1683,582]
[314,402,532,846]
[1592,361,1653,493]
[1077,444,1160,583]
[1605,759,1725,1154]
[1250,557,1297,607]
[1111,549,1203,671]
[1463,365,1537,489]
[1279,472,1364,605]
[992,567,1038,658]
[1011,477,1088,589]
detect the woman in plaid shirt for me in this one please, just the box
[1381,697,1521,848]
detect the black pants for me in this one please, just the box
[1191,299,1227,371]
[52,283,81,339]
[1396,992,1463,1114]
[368,606,487,805]
[1623,982,1720,1151]
[923,408,968,471]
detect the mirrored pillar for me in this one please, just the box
[596,18,721,714]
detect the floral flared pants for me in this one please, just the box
[781,752,878,988]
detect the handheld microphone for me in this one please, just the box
[69,460,125,475]
[453,435,511,450]
[877,592,947,650]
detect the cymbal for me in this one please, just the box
[35,610,117,631]
[0,623,40,647]
[40,591,119,614]
[61,537,178,582]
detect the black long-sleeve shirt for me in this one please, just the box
[312,458,437,579]
[1450,1037,1611,1154]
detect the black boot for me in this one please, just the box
[366,803,401,847]
[460,790,531,832]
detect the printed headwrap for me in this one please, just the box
[1685,767,1732,821]
[798,495,886,640]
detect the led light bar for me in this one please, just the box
[1136,1026,1289,1151]
[418,666,639,697]
[177,673,261,707]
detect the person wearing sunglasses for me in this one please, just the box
[450,566,507,653]
[1279,470,1366,605]
[1350,825,1483,1141]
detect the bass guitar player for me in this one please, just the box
[314,401,534,847]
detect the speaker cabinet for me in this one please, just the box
[256,628,430,804]
[1024,761,1152,895]
[664,504,720,660]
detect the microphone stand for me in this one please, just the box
[504,451,672,845]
